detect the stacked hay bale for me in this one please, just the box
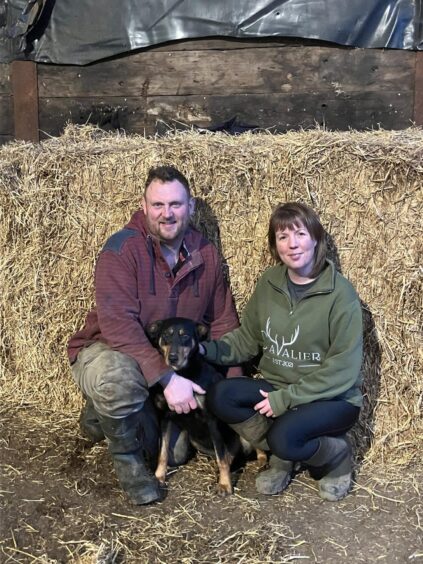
[0,125,421,466]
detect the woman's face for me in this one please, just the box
[275,221,317,280]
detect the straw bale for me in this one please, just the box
[0,125,421,467]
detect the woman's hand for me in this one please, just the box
[254,389,274,418]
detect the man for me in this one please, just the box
[68,166,241,505]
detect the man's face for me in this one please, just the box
[142,179,194,247]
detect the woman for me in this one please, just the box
[201,202,363,501]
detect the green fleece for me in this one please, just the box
[203,260,363,417]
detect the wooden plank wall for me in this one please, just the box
[1,38,422,143]
[0,63,13,144]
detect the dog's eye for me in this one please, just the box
[180,334,190,345]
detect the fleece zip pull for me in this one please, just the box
[147,236,156,295]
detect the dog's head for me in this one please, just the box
[145,317,209,371]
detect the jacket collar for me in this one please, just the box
[268,259,336,296]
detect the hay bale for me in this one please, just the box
[0,125,421,466]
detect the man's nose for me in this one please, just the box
[163,205,173,217]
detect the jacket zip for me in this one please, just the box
[268,280,332,316]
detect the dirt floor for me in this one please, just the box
[1,405,422,564]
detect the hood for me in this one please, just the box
[125,209,149,236]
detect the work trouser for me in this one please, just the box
[71,341,192,466]
[71,341,150,418]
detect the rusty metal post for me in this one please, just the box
[11,60,39,142]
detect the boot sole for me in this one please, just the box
[319,482,351,502]
[256,472,292,495]
[129,486,161,505]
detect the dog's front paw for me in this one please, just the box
[216,482,233,497]
[256,448,268,468]
[155,469,167,485]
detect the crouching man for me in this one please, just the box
[68,165,241,505]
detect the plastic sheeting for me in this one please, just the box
[1,0,422,64]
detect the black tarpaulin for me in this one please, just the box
[1,0,422,65]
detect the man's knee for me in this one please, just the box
[72,342,149,417]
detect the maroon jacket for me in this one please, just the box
[68,210,241,385]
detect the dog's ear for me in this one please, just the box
[196,323,209,341]
[145,321,163,344]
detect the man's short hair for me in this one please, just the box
[144,166,191,197]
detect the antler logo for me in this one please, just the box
[261,317,299,355]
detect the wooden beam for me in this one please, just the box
[38,90,414,137]
[0,63,11,94]
[0,94,13,134]
[414,51,423,126]
[11,60,39,142]
[38,47,415,98]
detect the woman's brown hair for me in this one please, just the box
[268,202,327,278]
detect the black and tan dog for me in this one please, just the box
[146,317,259,496]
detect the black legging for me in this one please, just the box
[207,377,360,461]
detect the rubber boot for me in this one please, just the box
[255,455,294,495]
[230,414,292,494]
[304,435,352,501]
[98,412,161,505]
[136,397,161,472]
[228,412,272,451]
[79,397,105,443]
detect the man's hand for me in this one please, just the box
[162,373,206,414]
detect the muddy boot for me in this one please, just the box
[304,436,352,501]
[137,397,160,471]
[98,412,161,505]
[79,397,105,443]
[256,455,294,495]
[229,412,272,450]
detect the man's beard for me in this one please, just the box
[146,217,188,245]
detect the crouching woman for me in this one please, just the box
[201,202,363,501]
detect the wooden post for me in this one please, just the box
[414,51,423,126]
[11,60,39,142]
